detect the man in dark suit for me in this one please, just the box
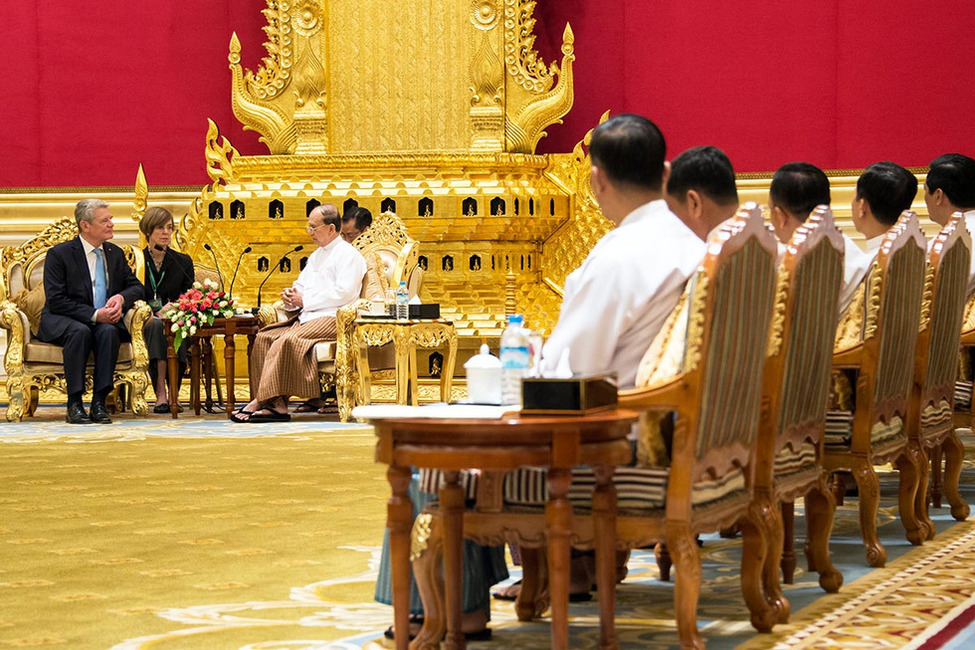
[38,199,144,424]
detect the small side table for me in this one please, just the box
[355,318,457,406]
[163,314,260,419]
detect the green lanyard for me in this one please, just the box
[146,259,166,300]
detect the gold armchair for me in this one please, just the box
[258,212,420,421]
[903,212,971,539]
[823,211,927,566]
[762,206,845,593]
[0,217,152,421]
[411,204,781,649]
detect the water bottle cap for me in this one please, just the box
[508,314,523,325]
[399,281,406,286]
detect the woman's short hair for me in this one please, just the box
[140,206,175,238]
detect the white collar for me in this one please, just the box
[864,234,885,253]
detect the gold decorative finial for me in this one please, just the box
[204,119,239,186]
[132,164,148,226]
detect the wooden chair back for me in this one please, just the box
[759,205,844,485]
[621,202,779,517]
[911,212,971,439]
[852,211,927,456]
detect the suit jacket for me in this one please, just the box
[142,246,195,309]
[38,237,145,341]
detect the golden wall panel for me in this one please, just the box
[327,1,470,153]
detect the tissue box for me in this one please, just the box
[520,374,618,415]
[408,303,440,319]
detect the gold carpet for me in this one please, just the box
[2,412,974,649]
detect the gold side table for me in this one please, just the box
[355,318,457,406]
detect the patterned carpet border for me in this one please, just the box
[737,520,975,649]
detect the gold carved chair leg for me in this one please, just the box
[738,500,780,631]
[667,520,705,650]
[411,512,447,650]
[913,445,936,541]
[516,547,549,621]
[941,433,971,521]
[803,482,842,592]
[894,441,926,545]
[852,459,886,567]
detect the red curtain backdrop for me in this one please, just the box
[3,0,975,187]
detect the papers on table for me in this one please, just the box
[352,402,517,420]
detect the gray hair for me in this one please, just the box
[75,199,109,227]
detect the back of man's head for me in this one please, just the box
[856,161,918,225]
[666,146,738,206]
[589,114,666,192]
[927,153,975,210]
[769,162,830,221]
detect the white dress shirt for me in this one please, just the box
[840,233,872,314]
[964,211,975,296]
[864,234,885,254]
[290,237,367,323]
[540,199,706,388]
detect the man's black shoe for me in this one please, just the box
[90,401,112,424]
[65,402,92,424]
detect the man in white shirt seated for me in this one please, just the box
[923,153,975,294]
[233,204,367,422]
[851,161,918,254]
[540,114,706,387]
[664,145,740,240]
[768,162,871,314]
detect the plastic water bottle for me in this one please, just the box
[500,314,530,406]
[395,281,409,320]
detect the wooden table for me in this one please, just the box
[355,318,457,406]
[370,409,636,650]
[163,314,260,419]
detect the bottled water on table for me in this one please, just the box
[395,281,409,320]
[500,314,530,406]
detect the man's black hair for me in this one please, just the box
[589,114,666,192]
[856,161,918,226]
[769,162,831,221]
[666,146,738,205]
[927,153,975,209]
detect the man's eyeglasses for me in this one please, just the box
[306,222,325,234]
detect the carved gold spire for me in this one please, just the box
[228,1,573,156]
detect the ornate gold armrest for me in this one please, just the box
[832,344,863,368]
[0,300,29,375]
[123,300,153,372]
[256,300,290,327]
[619,375,687,413]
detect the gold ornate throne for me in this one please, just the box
[259,211,420,421]
[0,218,152,421]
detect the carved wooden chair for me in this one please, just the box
[259,211,420,421]
[902,212,971,539]
[765,206,845,593]
[822,211,927,567]
[412,203,781,649]
[937,294,975,511]
[0,217,153,421]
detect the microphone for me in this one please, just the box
[154,244,194,286]
[227,245,253,300]
[202,243,225,291]
[256,245,304,311]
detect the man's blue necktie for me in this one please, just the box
[93,248,107,309]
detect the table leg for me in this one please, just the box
[546,466,572,650]
[409,347,420,406]
[358,334,373,406]
[166,331,178,420]
[386,464,413,650]
[224,331,236,418]
[247,332,257,401]
[440,333,457,403]
[190,339,201,416]
[592,464,619,650]
[393,328,410,405]
[441,471,466,650]
[202,339,215,413]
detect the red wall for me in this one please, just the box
[3,1,974,187]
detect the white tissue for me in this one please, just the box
[552,348,573,379]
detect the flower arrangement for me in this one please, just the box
[162,279,235,351]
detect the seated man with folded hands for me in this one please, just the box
[232,204,366,423]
